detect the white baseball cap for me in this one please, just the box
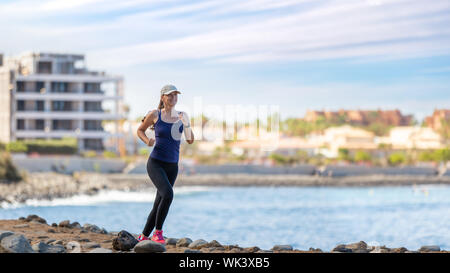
[161,84,181,96]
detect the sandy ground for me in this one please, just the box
[1,218,448,254]
[0,219,315,253]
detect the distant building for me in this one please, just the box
[304,109,413,126]
[384,126,443,150]
[0,52,125,152]
[318,125,377,157]
[425,109,450,133]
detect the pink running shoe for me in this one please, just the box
[151,230,165,244]
[137,234,149,242]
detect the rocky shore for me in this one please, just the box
[0,215,447,253]
[1,171,450,206]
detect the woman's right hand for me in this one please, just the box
[147,138,155,147]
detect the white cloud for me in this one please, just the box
[2,0,449,67]
[1,0,449,121]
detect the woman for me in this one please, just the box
[136,84,194,244]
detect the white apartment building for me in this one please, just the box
[0,52,125,152]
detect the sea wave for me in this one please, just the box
[0,186,216,209]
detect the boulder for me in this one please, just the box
[0,230,14,242]
[83,223,106,234]
[176,237,193,247]
[188,239,209,249]
[165,238,178,246]
[0,234,35,253]
[392,247,408,253]
[58,220,71,228]
[207,240,222,248]
[69,222,82,229]
[332,244,353,253]
[419,245,440,252]
[112,230,138,251]
[25,214,47,224]
[32,242,66,253]
[66,241,81,253]
[244,246,260,253]
[134,241,166,253]
[271,245,293,251]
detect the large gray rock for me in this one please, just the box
[419,245,440,252]
[66,241,81,253]
[0,230,14,242]
[58,220,71,228]
[83,224,107,234]
[25,214,47,224]
[69,222,82,229]
[188,239,209,249]
[345,241,368,252]
[32,242,66,253]
[134,241,166,253]
[332,244,353,253]
[176,237,193,247]
[1,234,35,253]
[208,240,222,248]
[89,248,113,253]
[165,238,178,246]
[271,245,293,251]
[112,230,138,251]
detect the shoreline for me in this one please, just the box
[1,172,450,206]
[0,216,447,253]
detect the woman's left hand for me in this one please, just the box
[178,112,190,126]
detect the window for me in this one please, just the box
[56,62,73,74]
[36,101,44,111]
[52,101,72,111]
[36,119,44,130]
[84,83,101,93]
[36,81,45,93]
[16,81,25,92]
[84,120,102,131]
[17,119,25,130]
[51,82,68,92]
[84,101,102,111]
[37,61,52,74]
[52,120,72,130]
[17,100,25,111]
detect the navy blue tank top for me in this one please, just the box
[150,109,184,163]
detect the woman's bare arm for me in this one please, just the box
[180,111,194,144]
[137,110,157,146]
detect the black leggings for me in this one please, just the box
[142,156,179,236]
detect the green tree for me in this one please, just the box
[433,148,450,163]
[354,150,372,163]
[6,142,27,153]
[0,151,23,183]
[388,152,406,166]
[418,150,435,162]
[269,153,289,165]
[338,148,352,162]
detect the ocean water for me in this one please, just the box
[1,184,449,251]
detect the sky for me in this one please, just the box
[1,0,449,122]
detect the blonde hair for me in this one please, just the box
[142,96,165,131]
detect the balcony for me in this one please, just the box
[15,111,125,120]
